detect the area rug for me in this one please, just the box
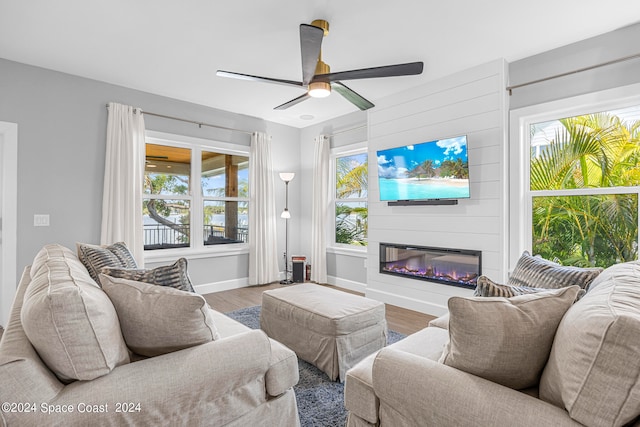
[225,305,406,427]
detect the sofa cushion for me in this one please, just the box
[439,286,580,390]
[76,242,138,283]
[539,261,640,427]
[344,325,449,424]
[508,251,602,290]
[101,258,195,293]
[428,313,449,329]
[100,274,219,356]
[21,244,130,382]
[474,275,586,299]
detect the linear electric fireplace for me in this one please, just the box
[380,243,481,289]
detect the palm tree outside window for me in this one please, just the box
[335,152,368,246]
[528,105,640,267]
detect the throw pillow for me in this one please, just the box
[22,244,130,382]
[474,275,549,297]
[508,251,602,291]
[99,274,220,357]
[76,242,138,283]
[474,275,587,299]
[539,261,640,427]
[100,258,195,293]
[439,285,580,390]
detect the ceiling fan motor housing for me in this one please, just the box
[308,19,331,97]
[314,60,330,76]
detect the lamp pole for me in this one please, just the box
[279,172,294,285]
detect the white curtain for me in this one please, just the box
[101,102,146,267]
[311,134,330,283]
[248,132,280,285]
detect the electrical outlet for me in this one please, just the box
[34,214,50,227]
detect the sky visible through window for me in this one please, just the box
[531,105,640,158]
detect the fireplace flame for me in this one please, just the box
[383,263,478,286]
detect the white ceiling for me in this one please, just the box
[1,1,639,128]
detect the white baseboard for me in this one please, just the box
[327,276,367,294]
[195,277,249,295]
[365,288,447,317]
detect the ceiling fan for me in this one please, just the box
[216,19,424,111]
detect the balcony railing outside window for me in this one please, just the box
[144,224,248,250]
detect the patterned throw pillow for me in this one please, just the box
[76,242,138,283]
[473,275,550,298]
[475,273,587,301]
[508,251,602,291]
[101,258,195,293]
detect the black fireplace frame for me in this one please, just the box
[379,242,481,289]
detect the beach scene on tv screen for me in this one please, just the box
[377,136,470,201]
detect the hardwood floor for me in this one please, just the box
[203,283,436,336]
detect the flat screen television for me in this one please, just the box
[376,135,470,202]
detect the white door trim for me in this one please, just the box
[1,122,18,327]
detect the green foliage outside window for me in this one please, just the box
[335,154,368,246]
[144,173,191,244]
[531,110,640,267]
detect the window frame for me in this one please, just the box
[144,131,250,263]
[509,83,640,270]
[329,142,368,255]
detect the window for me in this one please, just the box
[143,135,249,251]
[201,150,249,245]
[521,102,640,268]
[333,149,368,247]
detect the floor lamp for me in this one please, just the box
[279,172,295,285]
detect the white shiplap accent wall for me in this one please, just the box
[366,59,509,316]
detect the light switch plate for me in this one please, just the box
[34,214,50,227]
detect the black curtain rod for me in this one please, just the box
[506,52,640,95]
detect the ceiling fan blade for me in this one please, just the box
[331,82,375,111]
[300,24,324,86]
[216,70,303,88]
[313,61,424,83]
[274,93,311,110]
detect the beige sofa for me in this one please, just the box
[0,244,300,426]
[345,260,640,427]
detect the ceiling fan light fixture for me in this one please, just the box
[308,81,331,98]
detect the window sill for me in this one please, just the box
[144,244,249,263]
[327,246,367,258]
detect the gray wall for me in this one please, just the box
[509,23,640,109]
[0,58,301,287]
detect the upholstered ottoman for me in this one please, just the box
[260,283,387,382]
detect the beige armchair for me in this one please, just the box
[0,244,300,426]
